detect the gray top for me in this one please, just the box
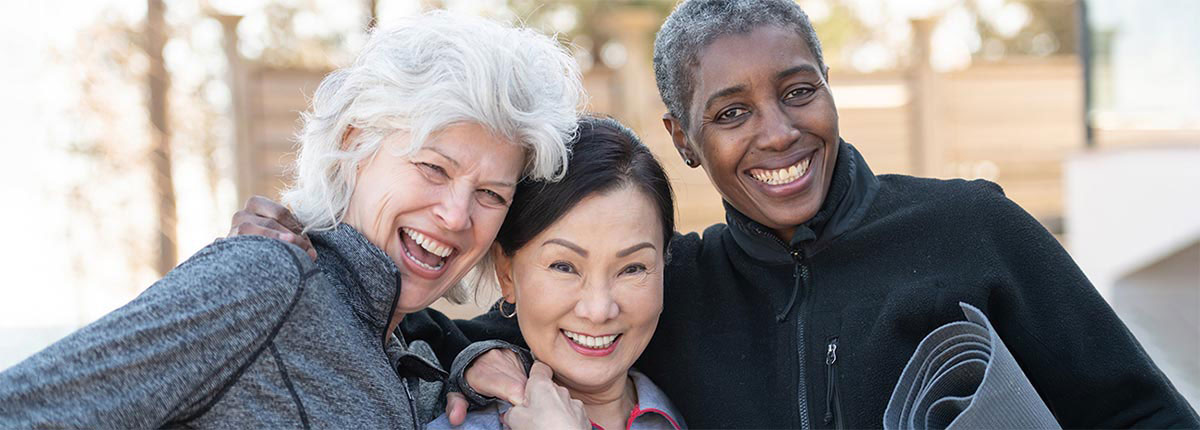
[428,369,685,430]
[0,224,446,429]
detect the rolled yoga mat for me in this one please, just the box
[883,302,1060,430]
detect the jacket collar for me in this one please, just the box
[309,223,401,334]
[626,369,685,430]
[726,139,880,264]
[310,224,447,381]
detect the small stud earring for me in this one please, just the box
[684,157,696,167]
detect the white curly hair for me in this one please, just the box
[281,11,585,302]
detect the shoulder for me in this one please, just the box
[667,230,700,264]
[867,175,1059,268]
[151,236,317,303]
[873,175,1028,228]
[188,235,314,269]
[877,174,1006,204]
[178,235,314,279]
[667,224,729,267]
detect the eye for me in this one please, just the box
[549,261,576,274]
[416,162,449,181]
[783,86,815,103]
[716,107,748,123]
[620,263,647,276]
[476,189,508,207]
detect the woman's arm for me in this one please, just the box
[227,196,531,425]
[402,305,530,425]
[965,181,1199,428]
[0,236,314,428]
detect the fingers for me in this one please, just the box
[445,392,468,426]
[228,222,294,243]
[520,361,555,407]
[465,349,529,406]
[504,367,590,430]
[246,195,304,234]
[528,361,553,382]
[229,218,318,260]
[500,406,526,429]
[230,196,317,260]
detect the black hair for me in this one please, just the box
[496,116,675,257]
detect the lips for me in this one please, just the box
[747,155,812,186]
[562,329,621,357]
[742,148,821,198]
[398,227,456,277]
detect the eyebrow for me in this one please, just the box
[424,147,460,168]
[701,64,822,114]
[543,238,588,257]
[616,242,656,258]
[423,146,516,188]
[776,64,820,81]
[703,84,747,113]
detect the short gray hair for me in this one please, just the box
[653,0,825,129]
[282,11,584,302]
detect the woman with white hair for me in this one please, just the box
[0,11,582,428]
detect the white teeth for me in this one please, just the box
[403,228,453,257]
[749,156,811,185]
[563,330,618,349]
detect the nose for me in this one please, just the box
[755,102,802,152]
[574,278,619,325]
[432,182,473,232]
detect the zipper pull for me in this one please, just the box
[824,338,839,425]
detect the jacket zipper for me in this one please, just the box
[402,379,418,427]
[793,248,812,430]
[745,224,813,430]
[388,271,421,428]
[823,337,843,430]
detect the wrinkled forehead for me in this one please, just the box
[418,124,525,179]
[688,26,820,111]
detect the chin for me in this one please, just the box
[780,202,822,227]
[556,363,627,390]
[395,279,451,313]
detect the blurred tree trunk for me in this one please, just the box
[366,0,378,30]
[146,0,177,275]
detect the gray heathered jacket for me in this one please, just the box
[0,224,447,428]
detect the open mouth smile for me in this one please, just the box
[399,227,456,275]
[562,329,621,357]
[747,153,812,186]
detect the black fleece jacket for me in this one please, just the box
[406,141,1199,429]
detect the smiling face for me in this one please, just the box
[344,122,524,315]
[495,186,665,394]
[666,25,839,240]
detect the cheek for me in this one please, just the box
[473,208,509,241]
[700,136,749,178]
[514,274,575,330]
[618,282,664,326]
[812,96,839,136]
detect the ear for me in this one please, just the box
[822,65,832,84]
[491,243,517,303]
[662,113,700,169]
[340,125,359,152]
